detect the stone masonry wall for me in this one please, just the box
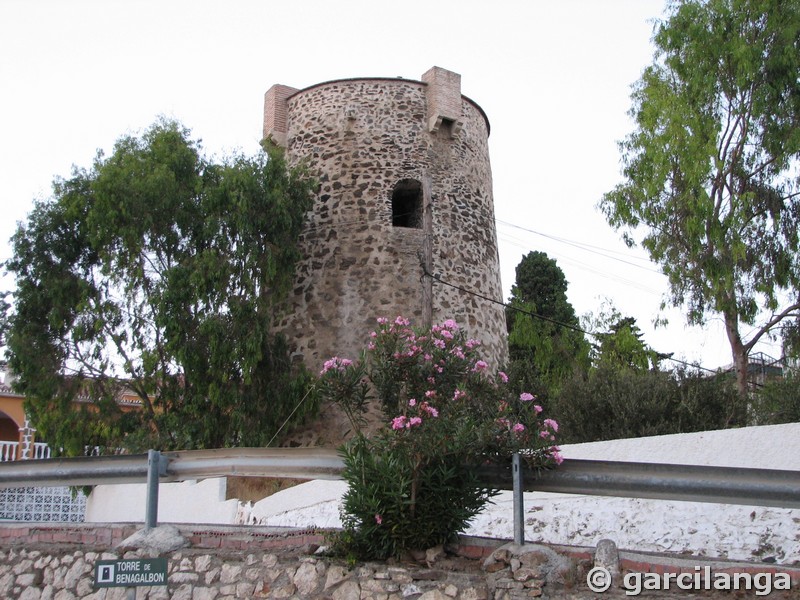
[0,525,513,600]
[3,524,799,599]
[266,69,508,372]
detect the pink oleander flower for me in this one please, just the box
[369,331,378,338]
[441,319,459,331]
[453,389,466,401]
[424,353,433,361]
[427,376,436,384]
[377,317,389,325]
[392,416,408,430]
[498,371,509,383]
[472,360,488,372]
[512,423,526,433]
[367,342,376,350]
[519,392,534,402]
[320,356,353,375]
[375,514,383,525]
[543,418,559,432]
[450,346,466,360]
[409,398,417,407]
[533,405,543,414]
[466,338,482,349]
[440,329,454,340]
[424,390,436,398]
[409,416,422,427]
[420,402,438,418]
[394,315,410,326]
[550,446,564,465]
[497,418,511,428]
[433,339,446,349]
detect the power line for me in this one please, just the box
[421,267,720,374]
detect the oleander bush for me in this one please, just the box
[319,316,562,560]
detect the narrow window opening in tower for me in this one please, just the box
[391,179,423,228]
[439,118,455,138]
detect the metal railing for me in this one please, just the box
[1,448,799,537]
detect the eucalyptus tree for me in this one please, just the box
[4,120,318,454]
[601,0,800,396]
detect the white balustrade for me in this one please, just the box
[33,442,51,459]
[0,441,19,462]
[0,441,52,461]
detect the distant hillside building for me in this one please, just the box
[264,66,508,370]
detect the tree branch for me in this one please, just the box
[744,302,800,353]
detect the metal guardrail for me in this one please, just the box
[478,459,800,510]
[2,448,799,542]
[2,447,799,509]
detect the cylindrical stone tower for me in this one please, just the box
[264,66,508,369]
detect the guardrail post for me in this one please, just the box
[145,449,162,530]
[512,453,524,545]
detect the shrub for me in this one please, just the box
[749,372,800,425]
[551,366,745,444]
[319,316,562,560]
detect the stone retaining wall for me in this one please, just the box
[2,524,799,599]
[0,524,504,600]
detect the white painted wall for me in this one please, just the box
[85,477,239,524]
[560,422,800,469]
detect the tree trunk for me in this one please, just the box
[723,311,749,399]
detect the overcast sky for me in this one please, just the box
[0,0,784,369]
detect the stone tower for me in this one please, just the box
[264,66,508,370]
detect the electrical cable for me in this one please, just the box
[420,266,722,374]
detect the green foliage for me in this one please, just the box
[600,0,800,396]
[319,317,562,560]
[552,366,745,444]
[505,252,590,401]
[337,435,493,561]
[581,301,667,371]
[4,119,318,454]
[749,372,800,425]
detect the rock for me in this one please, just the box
[411,569,446,581]
[460,586,489,600]
[325,564,350,590]
[116,525,189,554]
[219,563,243,584]
[63,558,86,589]
[271,582,297,598]
[594,539,620,575]
[195,554,213,573]
[483,560,507,574]
[333,579,361,600]
[18,587,42,600]
[293,561,320,595]
[170,583,193,600]
[418,590,449,600]
[190,588,218,600]
[425,545,446,566]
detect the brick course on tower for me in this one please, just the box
[264,66,508,370]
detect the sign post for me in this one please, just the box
[95,558,168,596]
